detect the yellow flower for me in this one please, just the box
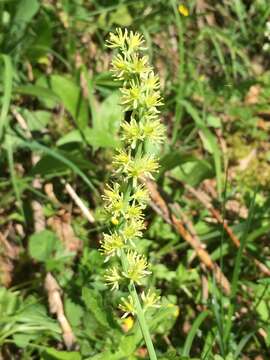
[126,154,159,184]
[121,118,144,148]
[121,315,134,332]
[127,30,145,52]
[125,203,144,221]
[113,149,131,173]
[142,118,166,144]
[106,28,127,49]
[104,266,122,291]
[102,183,126,220]
[123,250,151,284]
[119,295,136,318]
[111,54,129,79]
[101,232,125,261]
[121,218,146,242]
[131,184,149,205]
[142,72,160,91]
[120,81,143,110]
[144,91,163,112]
[130,54,152,76]
[178,4,189,17]
[141,289,161,311]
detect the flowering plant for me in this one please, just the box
[100,28,166,360]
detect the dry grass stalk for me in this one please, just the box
[44,273,76,349]
[64,182,95,223]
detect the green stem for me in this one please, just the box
[171,0,185,145]
[121,251,157,360]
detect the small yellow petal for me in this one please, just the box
[178,4,189,17]
[122,316,134,332]
[111,216,119,225]
[167,303,180,317]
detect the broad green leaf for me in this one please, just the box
[180,100,223,197]
[206,115,221,128]
[83,92,122,149]
[64,299,84,327]
[17,139,96,192]
[22,110,51,132]
[11,0,40,33]
[81,288,110,329]
[170,159,213,187]
[27,16,53,61]
[109,5,132,26]
[42,348,81,360]
[13,333,37,348]
[159,151,197,173]
[15,85,60,103]
[0,288,20,316]
[50,75,88,130]
[56,130,83,146]
[28,230,59,262]
[84,127,120,149]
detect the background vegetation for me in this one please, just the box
[1,0,270,359]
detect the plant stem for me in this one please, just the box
[121,251,157,360]
[170,0,186,145]
[223,191,256,352]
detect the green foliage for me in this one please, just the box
[1,0,270,358]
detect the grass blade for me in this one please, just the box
[0,55,13,140]
[16,138,96,193]
[224,191,257,351]
[6,136,24,220]
[182,310,209,357]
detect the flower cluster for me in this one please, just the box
[101,28,165,319]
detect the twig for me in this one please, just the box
[45,273,76,349]
[64,182,95,223]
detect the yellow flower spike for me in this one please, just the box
[178,4,189,17]
[103,29,166,359]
